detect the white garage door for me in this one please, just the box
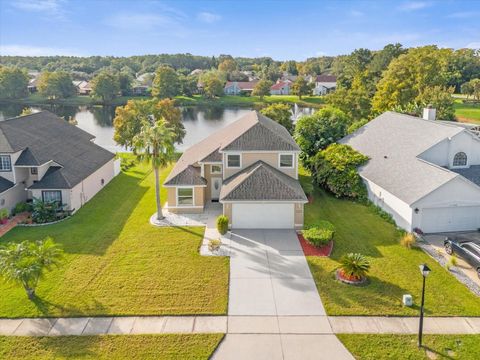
[421,206,480,233]
[232,203,294,229]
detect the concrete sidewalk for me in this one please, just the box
[2,315,480,336]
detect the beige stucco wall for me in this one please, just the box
[223,152,298,179]
[69,158,116,212]
[0,184,27,213]
[294,203,304,229]
[223,203,232,227]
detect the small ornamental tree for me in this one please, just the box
[252,79,273,100]
[311,143,368,200]
[0,238,63,299]
[291,77,312,99]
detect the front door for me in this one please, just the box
[211,177,222,201]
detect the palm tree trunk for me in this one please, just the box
[25,286,35,300]
[154,166,164,220]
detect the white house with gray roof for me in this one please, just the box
[163,111,307,229]
[341,110,480,233]
[0,111,119,214]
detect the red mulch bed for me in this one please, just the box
[297,233,333,257]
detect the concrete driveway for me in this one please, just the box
[424,232,480,287]
[212,229,353,360]
[228,229,326,316]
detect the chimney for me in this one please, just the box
[422,105,436,121]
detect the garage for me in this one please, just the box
[231,203,294,229]
[420,206,480,233]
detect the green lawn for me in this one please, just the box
[0,334,223,360]
[0,158,229,318]
[2,93,324,109]
[338,334,480,360]
[454,98,480,123]
[300,169,480,316]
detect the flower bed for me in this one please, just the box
[335,269,367,285]
[297,232,333,257]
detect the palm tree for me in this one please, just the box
[0,237,63,299]
[132,118,175,220]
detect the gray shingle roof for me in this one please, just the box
[0,111,115,189]
[340,111,467,205]
[0,177,14,193]
[220,161,307,202]
[451,165,480,187]
[164,111,299,186]
[29,166,71,189]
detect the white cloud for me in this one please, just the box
[466,42,480,49]
[10,0,66,19]
[0,44,83,56]
[197,12,221,23]
[398,1,431,11]
[349,10,364,17]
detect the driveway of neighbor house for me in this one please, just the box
[424,232,480,287]
[212,229,353,360]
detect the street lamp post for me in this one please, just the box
[418,264,431,348]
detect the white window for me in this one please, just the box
[227,154,241,168]
[453,152,467,167]
[42,190,62,204]
[177,188,194,206]
[279,153,294,168]
[0,155,12,172]
[211,165,222,174]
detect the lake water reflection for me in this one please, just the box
[0,102,314,152]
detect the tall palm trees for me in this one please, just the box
[132,118,175,221]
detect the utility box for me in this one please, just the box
[403,294,413,307]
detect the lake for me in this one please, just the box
[0,102,315,152]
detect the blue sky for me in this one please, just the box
[1,0,479,60]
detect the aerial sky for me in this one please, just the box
[0,0,479,60]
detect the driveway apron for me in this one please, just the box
[213,229,353,360]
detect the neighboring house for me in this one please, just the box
[189,69,204,76]
[270,81,291,95]
[136,72,155,87]
[0,111,119,214]
[163,111,307,229]
[73,80,92,95]
[341,109,480,233]
[27,77,38,93]
[132,85,150,96]
[312,75,337,95]
[224,81,258,95]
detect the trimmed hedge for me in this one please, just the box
[216,215,229,235]
[302,220,335,247]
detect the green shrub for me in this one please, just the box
[0,208,8,220]
[339,253,371,280]
[120,157,136,172]
[311,143,368,200]
[302,221,335,247]
[12,202,32,215]
[367,202,395,225]
[216,215,229,235]
[446,255,458,270]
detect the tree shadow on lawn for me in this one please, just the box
[1,172,150,256]
[32,296,107,318]
[30,336,101,359]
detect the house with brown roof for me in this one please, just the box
[224,81,258,95]
[163,111,307,229]
[270,81,291,95]
[312,75,337,95]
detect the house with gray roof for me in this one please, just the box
[164,111,307,229]
[0,111,120,214]
[341,109,480,233]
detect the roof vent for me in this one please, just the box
[384,155,388,159]
[423,106,436,121]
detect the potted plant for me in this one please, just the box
[337,253,370,285]
[0,209,9,225]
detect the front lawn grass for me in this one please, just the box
[0,334,223,360]
[454,99,480,123]
[338,334,480,360]
[300,169,480,316]
[0,158,229,318]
